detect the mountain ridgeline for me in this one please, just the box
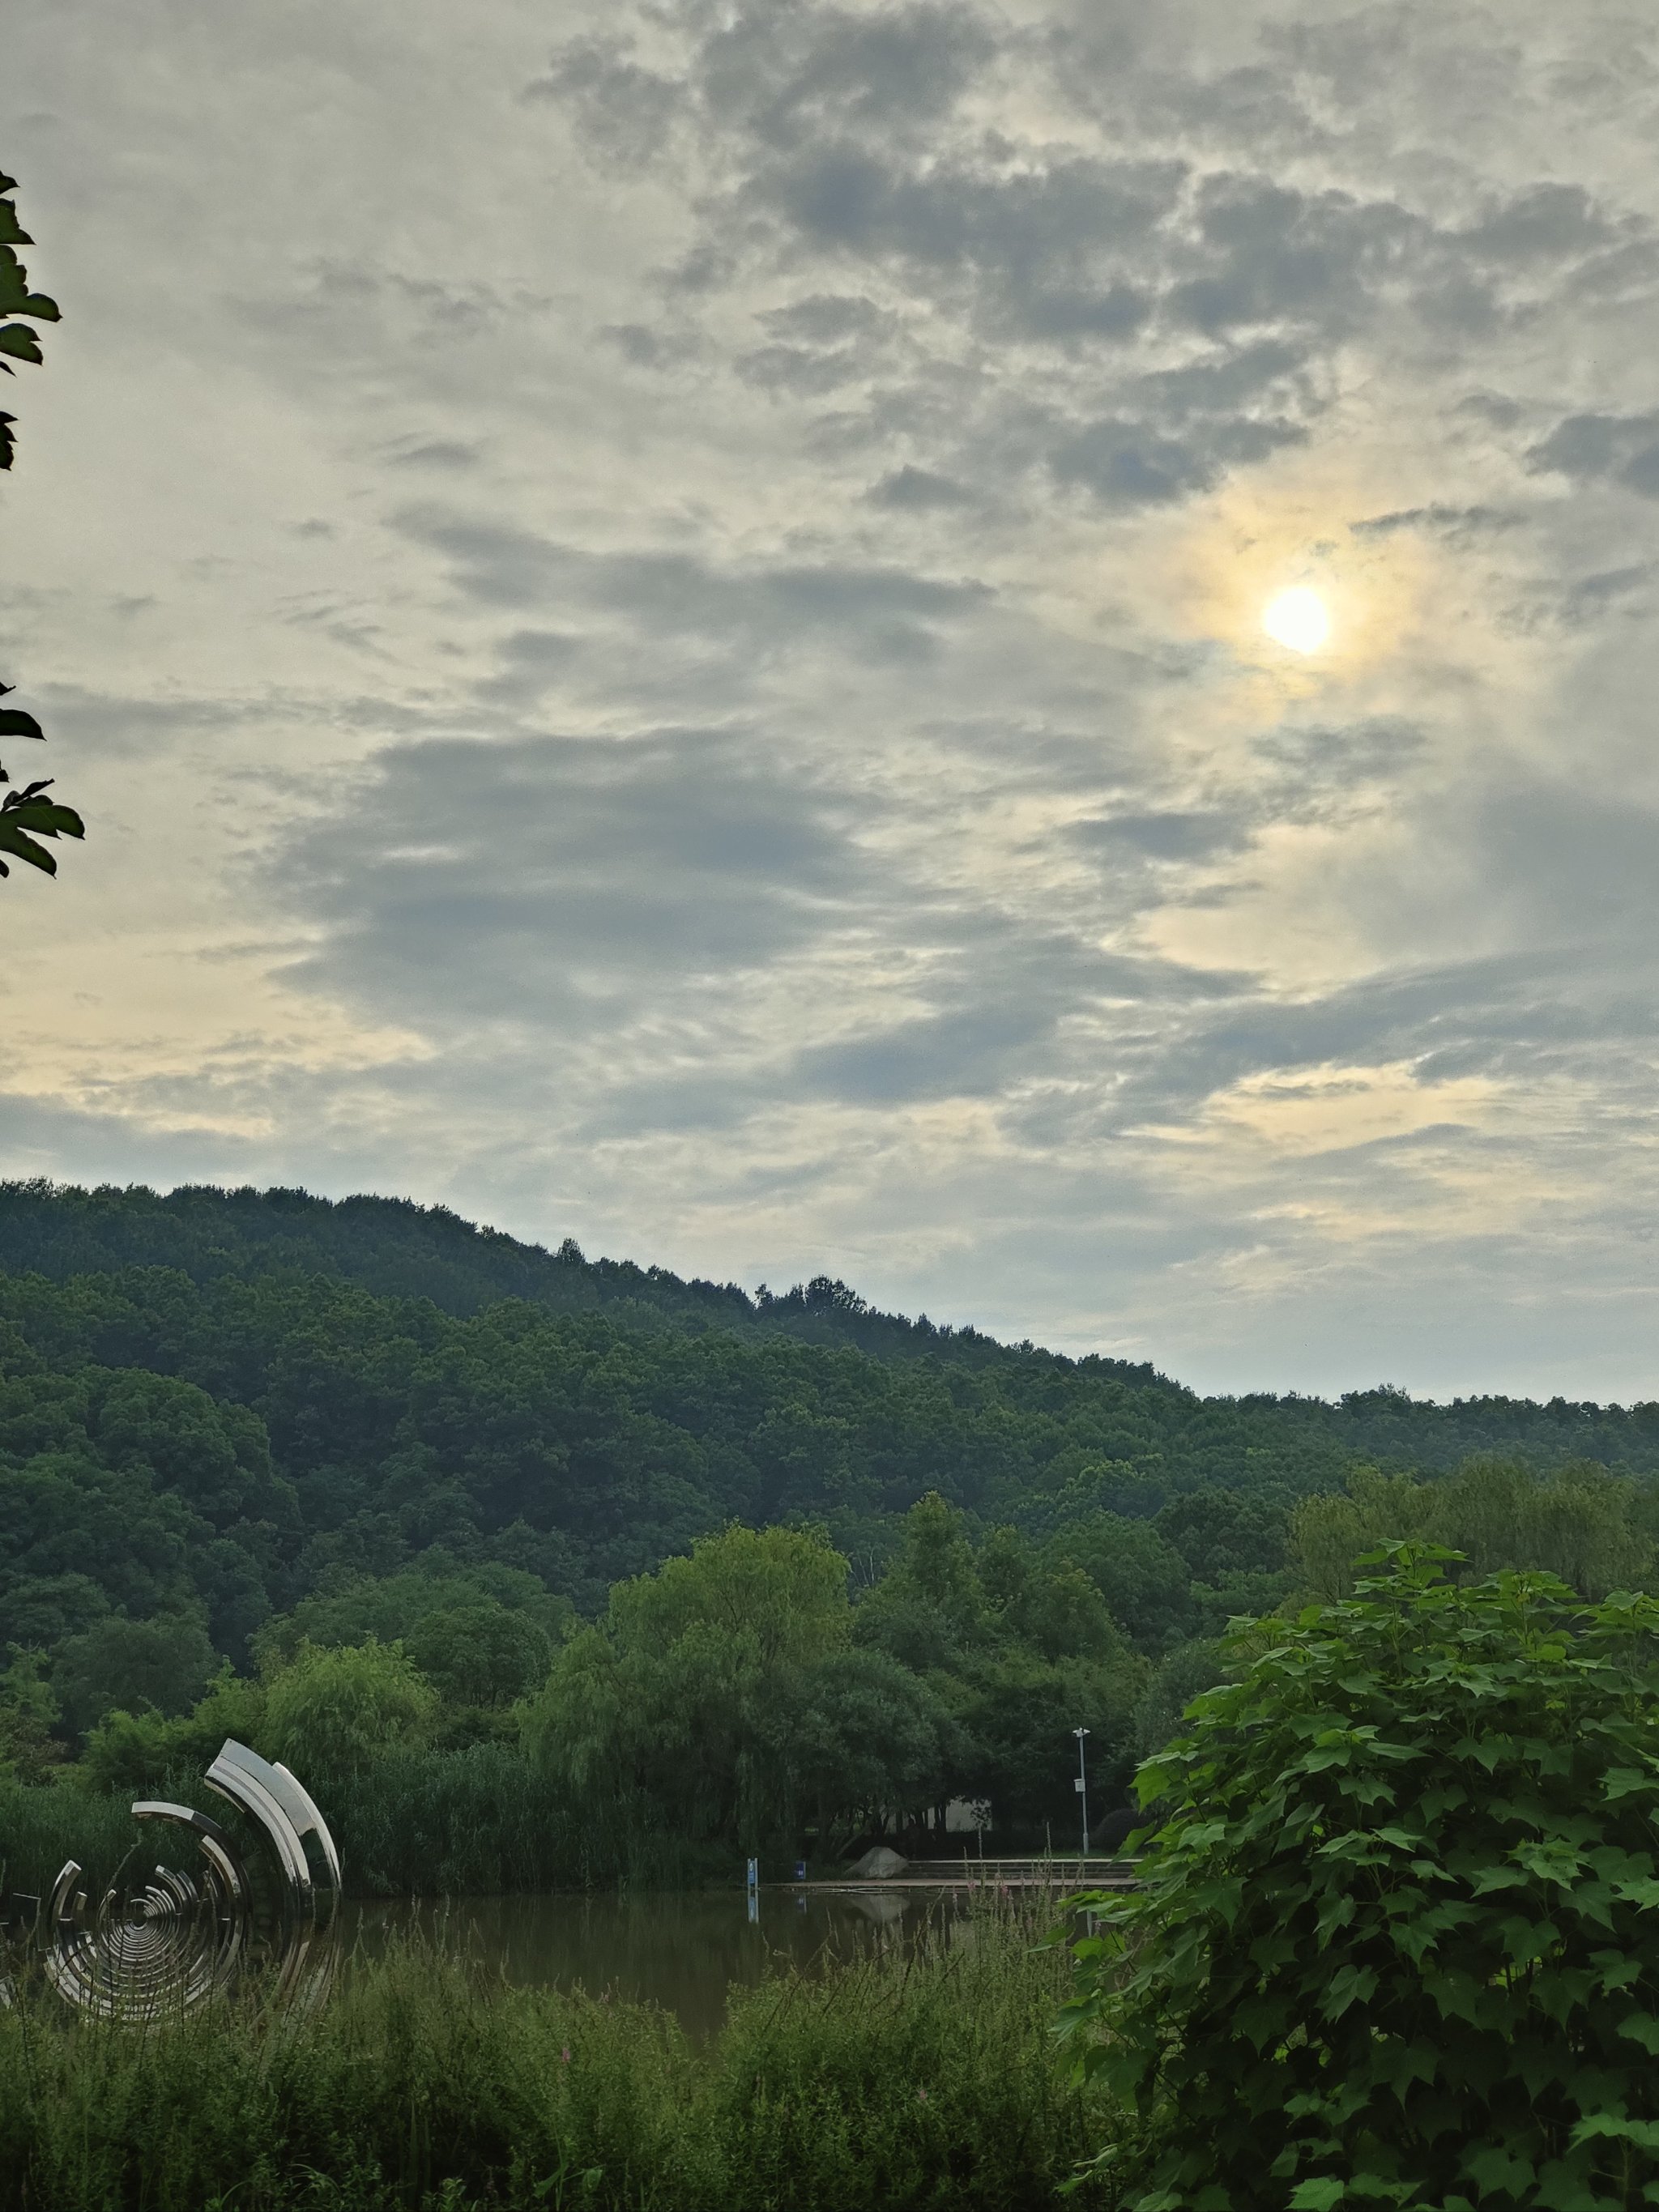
[2,1180,1657,1634]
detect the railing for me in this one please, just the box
[775,1854,1139,1889]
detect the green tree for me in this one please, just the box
[1130,1635,1224,1761]
[1046,1513,1194,1653]
[522,1523,855,1848]
[50,1610,218,1737]
[0,1646,63,1782]
[853,1493,988,1669]
[264,1636,437,1784]
[252,1565,571,1671]
[0,164,79,878]
[405,1600,552,1707]
[604,1520,849,1667]
[766,1643,957,1844]
[951,1648,1144,1831]
[1063,1547,1659,2209]
[1154,1485,1290,1584]
[1293,1457,1653,1603]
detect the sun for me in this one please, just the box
[1262,586,1330,654]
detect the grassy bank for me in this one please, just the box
[0,1907,1115,2211]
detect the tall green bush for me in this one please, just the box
[1062,1548,1659,2210]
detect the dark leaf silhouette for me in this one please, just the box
[0,163,78,880]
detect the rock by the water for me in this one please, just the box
[849,1845,909,1880]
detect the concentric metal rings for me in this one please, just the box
[4,1738,341,2022]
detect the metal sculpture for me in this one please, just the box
[2,1739,340,2020]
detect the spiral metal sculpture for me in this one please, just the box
[2,1739,340,2021]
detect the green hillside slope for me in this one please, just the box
[2,1178,1656,1690]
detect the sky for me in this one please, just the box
[5,0,1659,1402]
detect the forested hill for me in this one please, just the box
[3,1180,1653,1467]
[0,1178,1093,1375]
[2,1178,1658,1686]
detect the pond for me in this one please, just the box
[341,1886,1003,2040]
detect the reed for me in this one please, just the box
[0,1903,1120,2210]
[0,1778,144,1898]
[2,1754,728,1903]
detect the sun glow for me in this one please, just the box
[1262,586,1330,654]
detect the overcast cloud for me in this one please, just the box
[6,0,1659,1399]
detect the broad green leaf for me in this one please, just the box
[1461,2144,1533,2194]
[0,818,58,872]
[3,798,83,837]
[1603,1767,1659,1805]
[1322,1963,1377,2018]
[0,707,45,739]
[1573,2112,1659,2150]
[0,248,40,313]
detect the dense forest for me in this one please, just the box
[3,1178,1658,1881]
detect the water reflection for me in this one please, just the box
[342,1887,975,2039]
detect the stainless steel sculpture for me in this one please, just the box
[2,1739,340,2020]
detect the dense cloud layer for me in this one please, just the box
[4,0,1659,1396]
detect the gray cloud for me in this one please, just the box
[795,1000,1057,1106]
[11,0,1659,1397]
[524,36,688,169]
[1349,505,1520,540]
[1051,411,1307,508]
[1528,410,1659,496]
[399,510,988,639]
[284,727,871,1028]
[694,1,1001,148]
[865,464,974,509]
[525,6,1650,534]
[386,439,482,470]
[1071,810,1251,863]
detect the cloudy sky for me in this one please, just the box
[5,0,1659,1400]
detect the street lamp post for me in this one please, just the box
[1073,1726,1090,1856]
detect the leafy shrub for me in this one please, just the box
[1062,1547,1659,2210]
[76,1660,267,1795]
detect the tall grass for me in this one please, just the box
[0,1903,1120,2210]
[335,1745,720,1895]
[2,1754,723,1902]
[0,1779,145,1899]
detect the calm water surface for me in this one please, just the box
[342,1888,982,2039]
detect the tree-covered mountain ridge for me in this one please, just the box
[2,1174,1657,1654]
[5,1178,1659,1855]
[0,1176,1080,1370]
[4,1178,1655,1464]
